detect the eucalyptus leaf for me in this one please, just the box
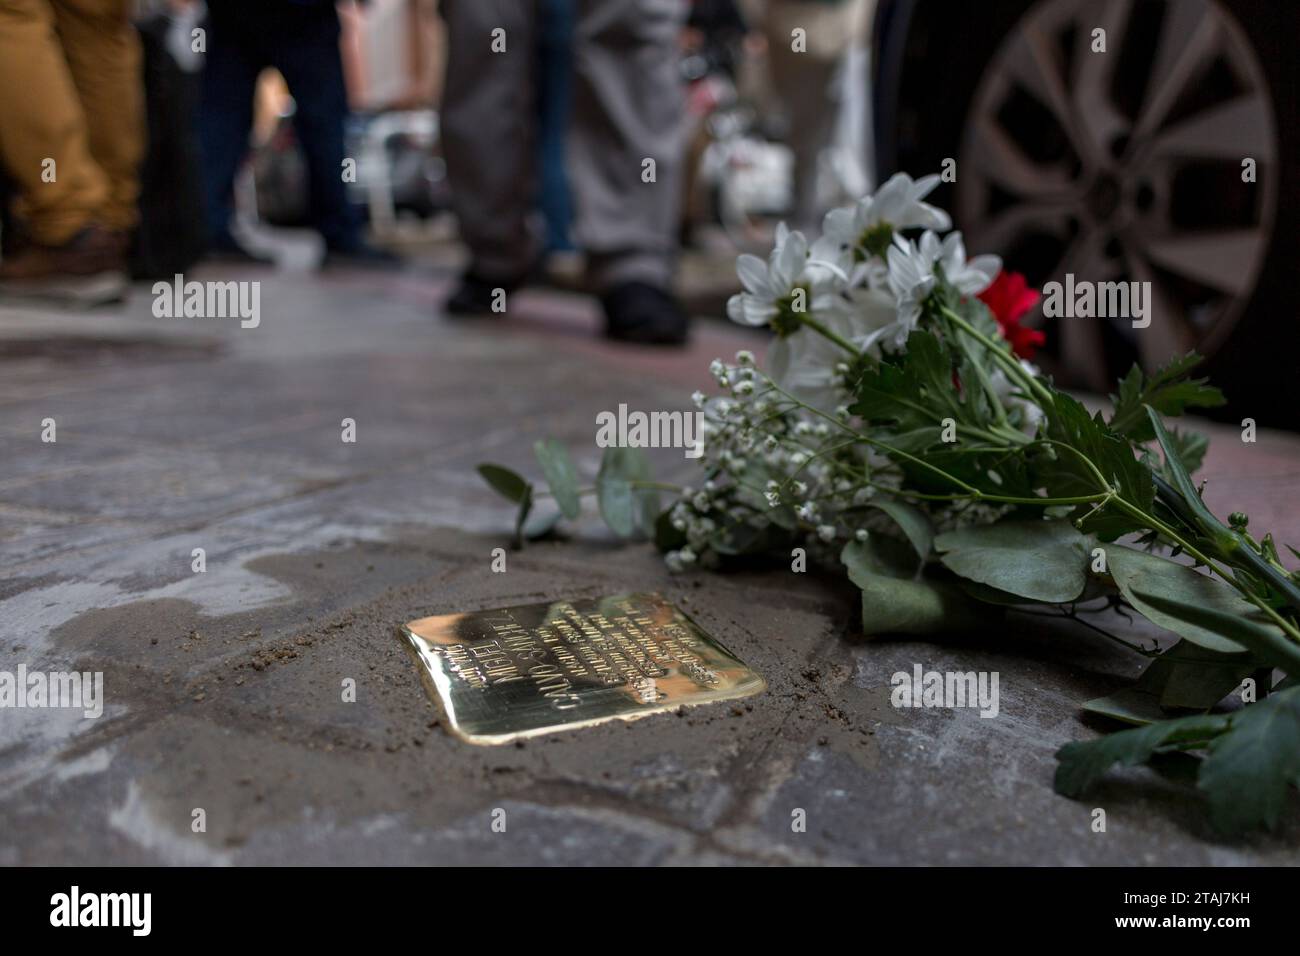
[596,473,635,537]
[477,463,530,503]
[533,439,581,520]
[934,520,1090,603]
[523,506,563,541]
[1133,589,1300,676]
[596,447,656,538]
[867,500,934,562]
[842,540,989,637]
[1106,546,1266,656]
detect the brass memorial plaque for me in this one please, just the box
[401,592,765,745]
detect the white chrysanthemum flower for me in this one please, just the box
[817,524,837,542]
[884,237,939,345]
[726,224,846,331]
[815,172,953,269]
[919,230,1000,296]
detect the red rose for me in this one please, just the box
[978,270,1045,360]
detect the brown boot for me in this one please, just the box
[0,224,128,305]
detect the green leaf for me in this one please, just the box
[533,439,581,520]
[1108,352,1225,441]
[1144,406,1220,535]
[477,463,530,503]
[842,539,990,636]
[1037,392,1154,538]
[596,475,634,537]
[1199,687,1300,833]
[523,506,563,541]
[1058,687,1300,833]
[934,520,1090,603]
[1165,427,1209,478]
[1106,546,1258,655]
[851,330,966,432]
[1054,713,1230,798]
[1133,589,1300,676]
[595,447,656,538]
[1083,640,1254,724]
[866,500,934,562]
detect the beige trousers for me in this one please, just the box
[0,0,144,245]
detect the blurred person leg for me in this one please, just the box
[765,0,864,232]
[537,0,576,255]
[54,0,144,239]
[440,0,540,312]
[570,0,688,344]
[198,3,268,260]
[0,0,138,298]
[269,0,397,268]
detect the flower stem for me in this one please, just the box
[798,313,861,356]
[939,304,1054,407]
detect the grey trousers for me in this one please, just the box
[440,0,686,290]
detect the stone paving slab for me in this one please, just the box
[2,266,1299,866]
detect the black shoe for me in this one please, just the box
[321,241,403,271]
[601,281,688,345]
[445,269,527,316]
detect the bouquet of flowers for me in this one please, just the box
[478,173,1300,835]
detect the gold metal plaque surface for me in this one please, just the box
[401,592,765,745]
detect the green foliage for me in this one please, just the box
[596,446,657,539]
[1199,687,1300,833]
[1106,546,1258,655]
[865,500,933,563]
[1055,713,1229,800]
[1108,352,1225,442]
[534,439,580,519]
[841,538,987,637]
[1083,639,1255,724]
[477,464,535,548]
[1057,687,1300,835]
[477,281,1300,835]
[1036,392,1154,538]
[935,520,1091,603]
[476,463,529,503]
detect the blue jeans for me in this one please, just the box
[199,0,359,251]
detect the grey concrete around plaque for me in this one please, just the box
[2,258,1299,865]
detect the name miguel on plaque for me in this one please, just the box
[400,592,765,744]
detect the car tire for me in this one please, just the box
[875,0,1298,428]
